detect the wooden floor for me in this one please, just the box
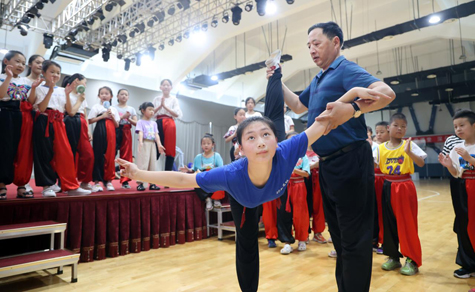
[1,179,474,291]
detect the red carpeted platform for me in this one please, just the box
[0,179,210,263]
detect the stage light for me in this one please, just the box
[87,17,95,25]
[168,4,175,15]
[148,46,156,60]
[26,7,41,18]
[35,2,44,10]
[21,16,31,24]
[136,22,145,33]
[256,0,267,16]
[193,25,200,33]
[158,42,165,50]
[177,0,191,10]
[50,0,56,3]
[96,9,105,21]
[201,22,208,31]
[176,35,182,42]
[43,33,53,49]
[148,10,165,27]
[168,38,174,46]
[40,0,48,3]
[183,31,190,39]
[136,53,142,66]
[102,46,110,62]
[129,31,135,38]
[111,39,118,47]
[245,1,253,12]
[286,0,294,3]
[124,58,131,71]
[427,74,437,79]
[211,75,218,81]
[18,24,29,36]
[105,2,116,12]
[117,54,123,59]
[231,6,242,25]
[222,11,229,23]
[117,34,127,43]
[211,16,218,28]
[265,0,276,14]
[429,15,440,24]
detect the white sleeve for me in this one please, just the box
[152,96,160,108]
[449,147,463,178]
[34,87,48,106]
[287,116,294,126]
[373,146,380,165]
[173,98,183,119]
[410,142,427,159]
[130,106,137,118]
[111,107,120,123]
[88,105,98,120]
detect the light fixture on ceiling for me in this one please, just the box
[265,0,277,14]
[211,16,218,28]
[211,75,218,81]
[256,0,267,16]
[231,6,242,25]
[382,35,394,41]
[427,74,437,79]
[245,1,253,12]
[411,93,419,97]
[445,88,453,92]
[222,11,229,23]
[428,15,441,24]
[390,80,399,85]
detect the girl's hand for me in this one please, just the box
[5,65,13,78]
[101,110,111,119]
[122,111,131,120]
[88,131,93,141]
[116,158,139,180]
[158,145,166,154]
[404,137,412,154]
[438,153,453,168]
[78,93,86,102]
[65,81,74,96]
[138,141,144,153]
[48,77,55,92]
[455,147,471,161]
[32,77,44,89]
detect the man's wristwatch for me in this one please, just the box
[350,102,362,118]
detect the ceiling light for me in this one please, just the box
[222,11,229,23]
[0,49,8,54]
[158,42,165,50]
[43,33,53,49]
[427,74,437,79]
[245,1,253,12]
[211,16,218,28]
[211,75,218,81]
[135,53,142,66]
[18,24,29,36]
[124,58,131,71]
[390,80,399,85]
[183,31,190,39]
[35,2,44,10]
[376,70,382,75]
[286,0,294,4]
[148,46,156,60]
[428,15,441,24]
[265,0,277,14]
[411,93,419,97]
[117,34,127,43]
[201,22,208,31]
[443,18,457,23]
[177,0,190,10]
[168,4,175,15]
[382,35,394,41]
[231,6,242,25]
[176,35,182,42]
[168,38,174,46]
[256,0,267,16]
[445,88,453,92]
[105,2,117,12]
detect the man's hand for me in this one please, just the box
[116,158,139,180]
[315,103,354,135]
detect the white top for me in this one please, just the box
[0,74,32,101]
[87,103,120,123]
[373,140,428,164]
[443,135,464,156]
[449,142,475,178]
[371,141,380,152]
[152,95,182,119]
[69,92,88,114]
[34,86,67,112]
[113,105,137,125]
[284,115,294,132]
[245,111,262,118]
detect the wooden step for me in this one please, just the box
[0,249,79,283]
[0,221,66,240]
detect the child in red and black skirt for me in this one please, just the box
[113,88,137,189]
[32,60,91,197]
[63,74,94,190]
[88,86,120,192]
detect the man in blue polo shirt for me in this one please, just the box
[267,22,395,291]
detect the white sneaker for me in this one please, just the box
[67,187,91,196]
[280,244,293,255]
[51,184,61,193]
[106,182,115,191]
[205,198,213,211]
[92,184,103,192]
[265,49,282,70]
[298,241,307,251]
[328,250,337,258]
[42,186,56,197]
[25,183,34,193]
[213,200,222,208]
[80,182,92,190]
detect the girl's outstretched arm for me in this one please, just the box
[116,158,199,188]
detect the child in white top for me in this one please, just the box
[244,97,262,118]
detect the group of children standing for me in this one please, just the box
[0,50,181,199]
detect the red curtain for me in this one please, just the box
[0,191,207,262]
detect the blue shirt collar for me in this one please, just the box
[316,55,346,79]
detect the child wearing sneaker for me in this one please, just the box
[180,133,224,210]
[438,109,475,279]
[88,86,120,192]
[114,89,137,189]
[374,113,426,276]
[135,102,165,191]
[279,131,311,254]
[307,148,327,244]
[373,121,390,254]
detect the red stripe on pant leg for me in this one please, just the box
[262,200,278,240]
[289,181,309,241]
[52,119,79,191]
[311,171,326,233]
[466,180,475,251]
[13,101,34,186]
[162,118,176,157]
[77,115,94,183]
[391,180,422,267]
[119,124,133,183]
[375,176,385,244]
[104,119,116,182]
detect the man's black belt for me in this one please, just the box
[319,140,366,162]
